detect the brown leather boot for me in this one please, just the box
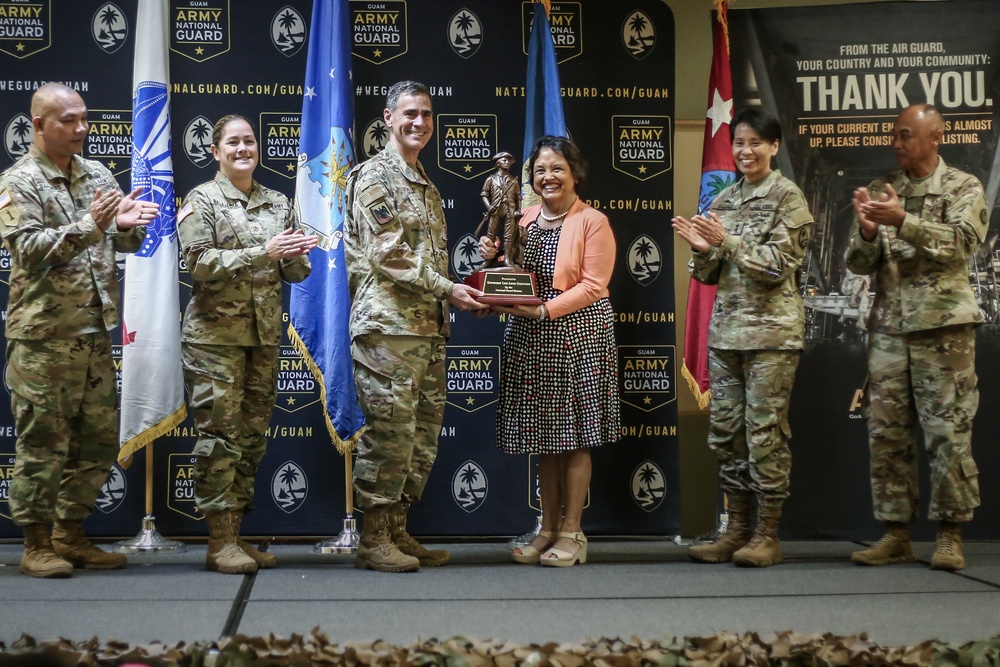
[689,493,753,563]
[205,511,257,574]
[931,521,965,571]
[852,521,916,566]
[21,524,73,578]
[388,501,451,567]
[52,520,126,570]
[233,510,277,569]
[355,505,420,573]
[733,502,783,567]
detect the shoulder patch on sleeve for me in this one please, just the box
[358,183,394,225]
[0,189,19,227]
[178,202,194,223]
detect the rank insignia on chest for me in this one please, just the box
[371,203,393,225]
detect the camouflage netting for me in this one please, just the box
[3,630,1000,667]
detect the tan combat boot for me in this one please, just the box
[852,521,916,566]
[931,521,965,571]
[355,505,420,573]
[205,511,257,574]
[232,510,277,569]
[733,502,783,567]
[389,501,451,567]
[21,524,73,578]
[689,493,753,564]
[52,520,127,570]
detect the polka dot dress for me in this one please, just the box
[497,220,621,454]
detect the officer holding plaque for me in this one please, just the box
[479,135,620,568]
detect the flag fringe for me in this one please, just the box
[681,359,712,411]
[714,0,731,55]
[117,404,188,468]
[287,323,364,455]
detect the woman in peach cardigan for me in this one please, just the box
[479,136,620,567]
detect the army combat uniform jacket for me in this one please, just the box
[344,140,454,341]
[844,157,988,333]
[0,145,145,339]
[690,170,813,350]
[178,172,311,346]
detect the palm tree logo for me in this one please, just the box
[270,7,306,57]
[92,3,129,54]
[184,116,215,168]
[451,233,484,279]
[4,114,33,161]
[622,11,655,60]
[363,119,390,158]
[448,9,482,59]
[698,171,736,214]
[627,234,662,286]
[271,461,309,513]
[96,464,128,514]
[452,460,488,513]
[631,460,665,512]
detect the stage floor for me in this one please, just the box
[1,539,998,649]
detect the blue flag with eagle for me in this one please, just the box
[288,0,364,452]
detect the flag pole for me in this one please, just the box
[313,454,359,554]
[114,441,186,553]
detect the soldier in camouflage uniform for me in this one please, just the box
[673,107,812,568]
[344,81,486,573]
[178,115,315,574]
[845,104,986,572]
[0,83,157,577]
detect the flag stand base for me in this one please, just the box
[313,514,359,554]
[113,515,187,553]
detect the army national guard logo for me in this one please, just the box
[270,5,306,57]
[92,2,128,54]
[448,8,481,59]
[96,464,127,515]
[168,454,200,521]
[352,0,407,65]
[183,115,215,168]
[631,459,665,512]
[259,113,300,179]
[272,461,308,513]
[86,110,132,178]
[170,0,230,62]
[361,117,389,159]
[4,113,32,162]
[626,234,662,286]
[445,346,499,413]
[451,233,485,279]
[618,345,675,411]
[274,345,320,413]
[436,115,498,180]
[452,460,488,513]
[521,1,581,64]
[622,10,654,60]
[0,0,50,58]
[612,115,671,181]
[0,453,14,520]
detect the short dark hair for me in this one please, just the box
[526,135,588,192]
[730,106,782,144]
[212,114,254,146]
[385,80,431,112]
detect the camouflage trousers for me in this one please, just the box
[352,333,446,509]
[707,348,800,503]
[5,334,118,526]
[865,326,980,522]
[183,342,279,515]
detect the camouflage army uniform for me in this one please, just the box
[344,140,453,508]
[845,158,986,522]
[690,170,813,503]
[0,146,145,526]
[178,173,311,514]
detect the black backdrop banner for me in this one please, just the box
[0,1,678,538]
[730,0,1000,540]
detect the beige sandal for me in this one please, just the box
[511,530,555,564]
[540,531,588,567]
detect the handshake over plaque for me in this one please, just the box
[465,151,543,305]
